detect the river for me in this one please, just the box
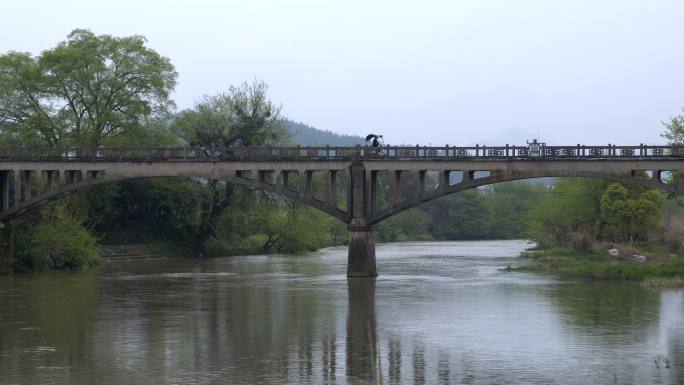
[0,240,682,384]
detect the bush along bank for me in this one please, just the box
[0,206,104,273]
[516,244,684,287]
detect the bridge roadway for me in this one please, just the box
[1,144,683,277]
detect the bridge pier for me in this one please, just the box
[347,225,377,278]
[347,162,377,278]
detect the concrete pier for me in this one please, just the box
[347,227,377,278]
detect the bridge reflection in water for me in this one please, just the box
[1,144,683,276]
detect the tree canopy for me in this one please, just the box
[173,80,287,148]
[0,29,177,148]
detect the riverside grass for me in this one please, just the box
[516,246,684,287]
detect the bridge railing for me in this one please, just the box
[0,144,682,161]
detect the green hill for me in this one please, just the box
[285,120,365,146]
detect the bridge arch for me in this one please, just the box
[366,170,683,226]
[0,164,350,225]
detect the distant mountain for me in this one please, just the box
[284,120,365,146]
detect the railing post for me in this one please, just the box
[445,144,449,160]
[505,144,509,158]
[475,144,479,157]
[416,144,420,158]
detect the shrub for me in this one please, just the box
[13,206,103,272]
[568,230,595,252]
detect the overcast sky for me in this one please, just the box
[2,0,684,145]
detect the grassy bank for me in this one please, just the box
[516,246,684,288]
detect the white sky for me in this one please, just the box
[2,0,684,145]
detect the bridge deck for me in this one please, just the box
[0,144,682,162]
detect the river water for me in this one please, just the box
[0,240,682,385]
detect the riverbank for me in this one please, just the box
[516,245,684,288]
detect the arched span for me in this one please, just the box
[367,171,683,226]
[0,174,348,224]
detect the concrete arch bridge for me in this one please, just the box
[1,144,683,277]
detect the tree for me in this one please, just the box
[174,80,287,147]
[421,191,491,240]
[0,29,177,147]
[377,208,432,242]
[600,183,664,242]
[172,80,288,257]
[524,178,605,247]
[662,108,684,145]
[0,30,178,273]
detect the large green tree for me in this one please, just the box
[172,80,288,257]
[0,29,177,147]
[0,29,178,273]
[174,80,287,147]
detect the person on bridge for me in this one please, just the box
[365,134,385,155]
